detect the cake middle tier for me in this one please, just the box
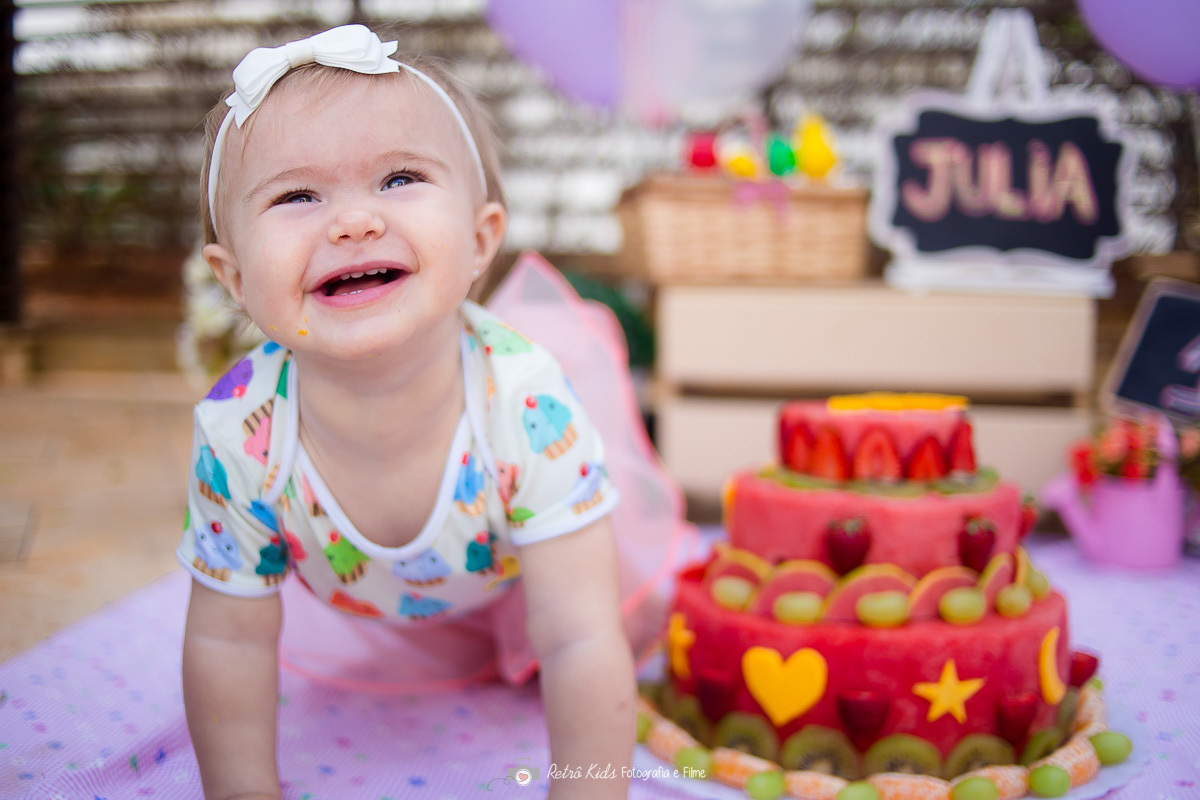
[726,470,1026,577]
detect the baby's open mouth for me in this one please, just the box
[321,267,404,297]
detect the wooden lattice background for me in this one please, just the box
[12,0,1200,307]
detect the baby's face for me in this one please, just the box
[208,75,502,362]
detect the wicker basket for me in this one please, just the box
[618,173,869,284]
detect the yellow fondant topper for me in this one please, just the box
[828,392,970,412]
[912,659,986,723]
[742,646,828,727]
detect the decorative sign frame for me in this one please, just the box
[869,9,1137,297]
[1102,278,1200,426]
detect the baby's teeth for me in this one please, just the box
[350,271,365,279]
[364,268,380,275]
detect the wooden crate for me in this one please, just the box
[653,284,1097,501]
[618,173,868,284]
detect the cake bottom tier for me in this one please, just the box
[665,564,1073,768]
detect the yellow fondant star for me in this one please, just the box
[667,612,696,679]
[912,659,985,724]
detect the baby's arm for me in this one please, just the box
[520,515,636,800]
[182,580,284,800]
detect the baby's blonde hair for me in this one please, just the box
[199,53,506,246]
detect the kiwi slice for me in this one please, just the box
[712,712,780,761]
[932,468,1000,495]
[942,734,1016,778]
[864,733,942,776]
[846,481,927,498]
[778,725,861,779]
[760,465,838,491]
[1055,688,1079,732]
[660,684,713,746]
[1019,727,1064,766]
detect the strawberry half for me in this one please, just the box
[838,690,890,741]
[826,517,872,575]
[958,516,997,573]
[852,426,903,482]
[996,691,1038,744]
[1068,650,1100,688]
[779,412,814,472]
[809,426,850,481]
[907,435,947,481]
[946,420,977,474]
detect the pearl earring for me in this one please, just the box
[471,269,480,279]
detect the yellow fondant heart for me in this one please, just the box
[742,646,828,726]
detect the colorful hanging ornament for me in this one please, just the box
[794,114,838,179]
[684,130,719,170]
[765,134,796,176]
[718,138,761,180]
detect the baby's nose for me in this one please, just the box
[329,208,385,243]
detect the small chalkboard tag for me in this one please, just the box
[869,9,1136,297]
[1103,278,1200,426]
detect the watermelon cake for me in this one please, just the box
[638,393,1133,800]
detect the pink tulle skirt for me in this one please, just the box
[278,252,700,692]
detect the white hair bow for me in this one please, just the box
[227,24,399,126]
[207,24,486,238]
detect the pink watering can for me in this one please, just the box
[1041,414,1185,569]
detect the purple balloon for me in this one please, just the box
[1078,0,1200,88]
[487,0,620,109]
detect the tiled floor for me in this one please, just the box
[0,371,201,660]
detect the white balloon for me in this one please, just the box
[622,0,813,124]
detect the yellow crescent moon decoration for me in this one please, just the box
[1039,626,1067,704]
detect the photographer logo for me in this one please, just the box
[488,757,540,789]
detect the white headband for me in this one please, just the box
[207,24,487,238]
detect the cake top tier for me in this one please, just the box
[779,393,976,482]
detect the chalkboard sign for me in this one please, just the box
[870,93,1136,294]
[1104,278,1200,425]
[890,110,1123,261]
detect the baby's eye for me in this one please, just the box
[383,169,429,190]
[276,190,316,205]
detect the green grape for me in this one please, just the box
[1026,570,1051,600]
[674,746,713,780]
[636,712,652,743]
[836,781,881,800]
[856,590,910,627]
[939,587,987,624]
[774,591,824,624]
[711,576,756,611]
[995,583,1033,617]
[1089,731,1132,765]
[952,776,1000,800]
[745,770,786,800]
[1028,764,1071,797]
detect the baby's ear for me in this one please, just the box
[203,243,245,308]
[472,201,507,277]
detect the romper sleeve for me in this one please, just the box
[176,405,289,596]
[486,332,620,548]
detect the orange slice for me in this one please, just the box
[1034,735,1101,787]
[643,718,700,764]
[867,773,952,800]
[953,765,1028,800]
[784,771,848,800]
[710,747,776,788]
